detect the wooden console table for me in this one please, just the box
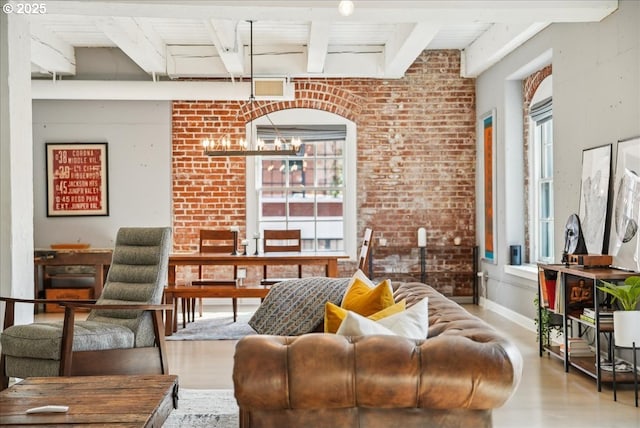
[0,374,178,427]
[34,248,113,312]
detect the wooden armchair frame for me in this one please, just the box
[1,297,171,391]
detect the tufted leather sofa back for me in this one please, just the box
[233,281,523,428]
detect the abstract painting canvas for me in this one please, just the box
[579,144,612,255]
[608,137,640,271]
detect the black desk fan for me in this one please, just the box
[562,213,588,266]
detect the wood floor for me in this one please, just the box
[33,301,639,427]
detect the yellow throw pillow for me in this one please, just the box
[341,278,394,317]
[324,299,406,333]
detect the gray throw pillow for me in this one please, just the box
[249,277,351,335]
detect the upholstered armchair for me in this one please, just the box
[0,227,172,390]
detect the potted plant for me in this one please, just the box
[597,276,640,348]
[534,295,563,348]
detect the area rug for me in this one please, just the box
[164,388,238,427]
[166,312,257,340]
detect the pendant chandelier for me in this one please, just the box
[202,20,302,157]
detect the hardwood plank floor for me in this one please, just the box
[35,302,639,427]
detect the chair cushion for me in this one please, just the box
[0,321,134,360]
[249,277,351,335]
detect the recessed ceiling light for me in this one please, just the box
[338,0,354,17]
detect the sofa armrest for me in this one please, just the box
[233,331,522,412]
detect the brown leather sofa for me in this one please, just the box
[233,281,523,428]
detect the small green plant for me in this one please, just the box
[597,276,640,311]
[534,295,562,347]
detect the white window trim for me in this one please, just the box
[528,76,553,264]
[246,108,358,261]
[504,264,538,282]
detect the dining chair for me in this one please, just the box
[0,227,172,390]
[187,229,238,323]
[357,228,374,278]
[261,229,302,286]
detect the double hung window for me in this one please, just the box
[530,98,554,262]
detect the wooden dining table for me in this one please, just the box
[164,251,348,335]
[168,251,347,285]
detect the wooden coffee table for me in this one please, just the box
[0,374,178,427]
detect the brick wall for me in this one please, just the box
[172,50,477,296]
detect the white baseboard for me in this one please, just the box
[480,297,536,333]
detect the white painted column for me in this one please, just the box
[1,11,35,325]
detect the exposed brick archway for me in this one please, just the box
[239,81,364,123]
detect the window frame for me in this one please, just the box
[532,114,554,263]
[246,108,357,260]
[529,80,553,264]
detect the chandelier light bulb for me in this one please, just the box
[201,21,302,157]
[338,0,354,17]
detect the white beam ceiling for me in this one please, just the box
[95,17,166,75]
[307,21,331,74]
[30,24,76,75]
[23,0,617,85]
[204,19,244,77]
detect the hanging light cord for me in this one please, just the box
[202,20,300,155]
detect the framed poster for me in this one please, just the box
[578,144,612,254]
[46,142,109,217]
[480,109,497,263]
[608,136,640,271]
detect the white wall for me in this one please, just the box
[32,100,172,248]
[475,0,639,318]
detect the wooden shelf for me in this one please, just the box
[543,344,564,360]
[537,263,638,392]
[567,314,614,332]
[570,355,639,384]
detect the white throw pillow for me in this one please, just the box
[348,269,375,288]
[336,310,396,336]
[377,297,428,339]
[336,297,429,340]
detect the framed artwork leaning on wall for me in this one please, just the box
[46,142,109,217]
[608,136,640,271]
[579,143,612,255]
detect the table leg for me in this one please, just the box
[163,292,175,336]
[168,265,176,285]
[93,264,106,299]
[327,259,338,277]
[34,264,40,314]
